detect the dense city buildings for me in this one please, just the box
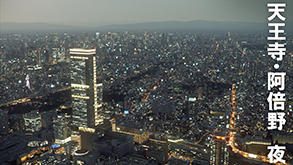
[2,0,293,163]
[0,28,293,164]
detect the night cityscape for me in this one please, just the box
[0,1,293,165]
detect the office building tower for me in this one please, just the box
[80,131,93,151]
[253,62,258,78]
[0,59,3,75]
[185,97,197,119]
[43,49,50,64]
[96,32,100,39]
[53,115,71,144]
[51,48,58,64]
[124,97,128,110]
[0,110,9,134]
[36,50,42,65]
[26,75,31,90]
[70,48,103,128]
[24,110,42,132]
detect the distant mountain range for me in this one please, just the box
[1,20,292,34]
[1,22,77,34]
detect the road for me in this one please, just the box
[0,86,70,108]
[228,84,288,165]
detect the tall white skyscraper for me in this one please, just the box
[70,48,103,128]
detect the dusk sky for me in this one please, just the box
[1,0,292,27]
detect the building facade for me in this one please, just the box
[53,115,71,144]
[24,110,42,132]
[185,97,198,119]
[70,48,103,128]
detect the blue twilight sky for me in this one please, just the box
[1,0,292,26]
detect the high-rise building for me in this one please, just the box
[24,110,42,132]
[185,97,197,119]
[36,50,42,65]
[80,131,93,151]
[44,49,50,64]
[96,32,100,39]
[70,48,103,128]
[53,115,71,144]
[0,59,3,75]
[227,31,231,41]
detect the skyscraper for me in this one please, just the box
[26,75,30,90]
[70,48,103,128]
[185,97,197,119]
[0,59,3,75]
[53,115,70,144]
